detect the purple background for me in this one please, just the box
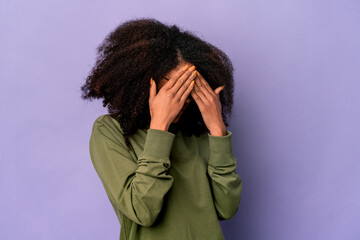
[1,1,359,239]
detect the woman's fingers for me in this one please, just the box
[180,79,195,103]
[177,70,197,101]
[201,75,214,95]
[193,77,208,104]
[168,65,196,96]
[162,64,190,90]
[195,71,215,99]
[149,77,156,103]
[190,86,205,111]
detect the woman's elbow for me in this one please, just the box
[217,206,239,220]
[137,213,159,227]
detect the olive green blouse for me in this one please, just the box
[89,114,242,240]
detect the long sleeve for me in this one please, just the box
[89,121,175,227]
[207,130,243,220]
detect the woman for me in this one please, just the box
[80,18,242,240]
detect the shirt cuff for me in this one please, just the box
[141,129,176,160]
[208,130,235,165]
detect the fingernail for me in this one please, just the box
[192,71,197,79]
[150,77,153,85]
[188,66,196,72]
[182,65,189,71]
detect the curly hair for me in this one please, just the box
[80,17,235,151]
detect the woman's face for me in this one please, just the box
[157,61,194,123]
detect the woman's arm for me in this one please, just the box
[207,130,243,220]
[89,119,175,227]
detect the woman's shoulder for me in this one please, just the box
[92,114,125,135]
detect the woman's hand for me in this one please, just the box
[191,71,226,136]
[149,65,197,131]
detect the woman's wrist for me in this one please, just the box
[150,118,170,132]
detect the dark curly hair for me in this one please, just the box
[80,17,235,151]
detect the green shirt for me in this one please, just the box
[89,114,242,240]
